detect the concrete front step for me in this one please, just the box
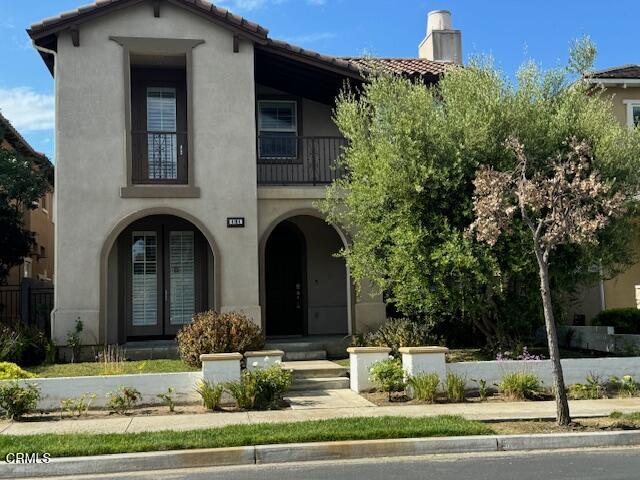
[281,350,327,361]
[289,376,351,391]
[282,362,348,380]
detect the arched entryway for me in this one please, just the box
[264,215,349,337]
[106,214,214,342]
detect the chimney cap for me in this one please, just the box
[427,10,453,36]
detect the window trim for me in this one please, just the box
[623,99,640,128]
[256,95,303,163]
[110,37,203,198]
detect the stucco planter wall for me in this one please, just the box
[347,346,392,392]
[244,350,284,372]
[400,346,448,393]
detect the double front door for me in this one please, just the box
[119,216,208,338]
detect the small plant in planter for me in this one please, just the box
[369,358,405,401]
[611,375,639,397]
[0,381,40,420]
[60,393,96,418]
[157,387,176,413]
[106,386,141,415]
[196,380,224,411]
[568,373,607,400]
[226,365,293,410]
[497,372,542,401]
[406,373,439,403]
[445,372,466,402]
[472,378,489,401]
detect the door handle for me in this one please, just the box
[164,289,168,302]
[179,144,183,156]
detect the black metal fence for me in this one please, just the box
[0,282,53,336]
[257,136,347,185]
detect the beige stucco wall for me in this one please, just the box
[52,2,260,343]
[599,86,640,125]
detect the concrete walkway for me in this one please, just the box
[1,397,639,436]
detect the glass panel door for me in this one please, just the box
[147,87,177,180]
[131,232,158,327]
[168,231,196,327]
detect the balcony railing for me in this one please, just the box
[131,131,188,184]
[257,136,346,185]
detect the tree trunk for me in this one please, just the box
[535,250,571,426]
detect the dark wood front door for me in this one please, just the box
[119,216,208,339]
[265,221,306,336]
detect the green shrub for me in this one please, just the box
[66,320,84,363]
[0,362,35,380]
[0,323,49,366]
[60,393,96,417]
[592,308,640,334]
[618,375,638,397]
[498,372,542,400]
[407,373,440,403]
[0,381,40,420]
[567,373,607,400]
[176,311,265,367]
[361,319,433,356]
[445,372,466,402]
[106,386,141,415]
[195,380,224,410]
[472,378,489,401]
[226,366,292,410]
[157,388,176,413]
[369,358,405,400]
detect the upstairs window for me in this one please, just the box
[625,100,640,128]
[130,64,187,184]
[258,100,298,160]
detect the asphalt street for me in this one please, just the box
[26,447,640,480]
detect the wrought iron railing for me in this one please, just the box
[131,131,188,184]
[257,136,346,185]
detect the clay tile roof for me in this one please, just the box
[587,64,640,80]
[28,0,269,40]
[342,57,452,78]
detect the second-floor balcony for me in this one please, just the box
[256,135,346,185]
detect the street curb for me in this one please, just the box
[3,431,640,478]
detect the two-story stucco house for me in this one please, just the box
[27,1,458,349]
[570,65,640,323]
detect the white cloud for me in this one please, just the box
[283,32,337,44]
[0,87,55,132]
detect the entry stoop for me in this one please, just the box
[265,335,351,361]
[282,360,350,391]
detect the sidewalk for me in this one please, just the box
[1,394,638,436]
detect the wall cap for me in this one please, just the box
[244,350,285,357]
[200,353,243,361]
[399,346,449,354]
[347,347,392,354]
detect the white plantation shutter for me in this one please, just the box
[147,87,177,179]
[169,231,195,325]
[131,232,158,326]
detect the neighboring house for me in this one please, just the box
[570,65,640,323]
[0,112,54,286]
[27,1,459,345]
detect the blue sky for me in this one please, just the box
[1,0,639,161]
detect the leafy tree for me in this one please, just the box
[470,138,627,425]
[0,128,50,282]
[321,40,640,350]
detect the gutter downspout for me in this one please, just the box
[32,40,59,339]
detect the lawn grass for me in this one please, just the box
[610,411,640,421]
[26,359,197,378]
[0,416,493,458]
[332,358,349,367]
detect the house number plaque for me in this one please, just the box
[227,217,245,228]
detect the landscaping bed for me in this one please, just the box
[26,359,197,378]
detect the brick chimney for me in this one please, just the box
[418,10,462,64]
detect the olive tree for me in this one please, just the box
[321,38,640,352]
